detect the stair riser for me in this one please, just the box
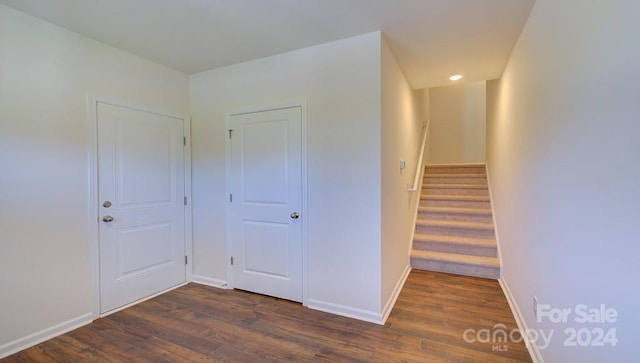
[422,199,491,209]
[410,258,500,279]
[415,164,500,279]
[418,211,494,223]
[413,240,497,257]
[423,187,489,196]
[426,167,486,174]
[426,177,487,184]
[415,224,496,238]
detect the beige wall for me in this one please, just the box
[380,38,425,312]
[486,0,640,361]
[0,5,189,356]
[428,81,486,164]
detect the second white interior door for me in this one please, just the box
[229,107,303,302]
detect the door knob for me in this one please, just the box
[102,215,114,223]
[290,212,299,219]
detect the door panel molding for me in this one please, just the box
[225,99,308,304]
[87,95,192,319]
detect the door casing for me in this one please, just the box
[225,100,308,305]
[87,95,193,319]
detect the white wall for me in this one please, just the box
[428,81,486,164]
[380,38,424,312]
[486,0,640,361]
[0,5,189,356]
[190,32,384,319]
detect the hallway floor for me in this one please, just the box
[2,271,531,362]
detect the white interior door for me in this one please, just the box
[97,102,186,314]
[230,107,302,302]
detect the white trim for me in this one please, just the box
[192,275,230,289]
[224,99,309,305]
[0,313,93,359]
[226,99,308,117]
[87,95,188,120]
[87,95,191,318]
[224,110,234,290]
[307,299,384,325]
[184,117,194,282]
[100,282,188,318]
[407,136,429,258]
[407,121,430,192]
[381,265,411,323]
[407,120,430,260]
[300,102,309,305]
[87,95,100,319]
[484,163,503,276]
[499,277,544,363]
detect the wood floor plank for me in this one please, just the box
[142,336,219,362]
[33,335,115,363]
[106,310,220,357]
[66,319,171,363]
[1,270,532,362]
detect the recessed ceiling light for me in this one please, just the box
[449,74,463,81]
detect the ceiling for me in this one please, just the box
[0,0,535,89]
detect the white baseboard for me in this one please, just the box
[307,299,383,325]
[381,265,411,324]
[499,277,544,363]
[191,275,229,289]
[0,313,93,359]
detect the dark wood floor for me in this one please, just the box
[2,270,531,362]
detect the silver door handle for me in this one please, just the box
[102,215,114,223]
[290,212,299,219]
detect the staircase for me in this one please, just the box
[410,164,500,279]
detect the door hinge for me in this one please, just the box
[185,255,188,265]
[183,137,186,146]
[228,129,233,139]
[230,256,234,265]
[184,196,188,205]
[229,194,233,203]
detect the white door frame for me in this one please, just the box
[225,100,309,305]
[87,95,193,319]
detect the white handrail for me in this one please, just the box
[407,121,430,192]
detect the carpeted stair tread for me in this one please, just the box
[413,233,496,247]
[426,164,486,171]
[412,163,501,279]
[425,165,487,175]
[426,163,486,167]
[426,173,486,178]
[423,183,488,189]
[415,219,494,231]
[411,250,500,268]
[418,206,492,215]
[421,194,490,201]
